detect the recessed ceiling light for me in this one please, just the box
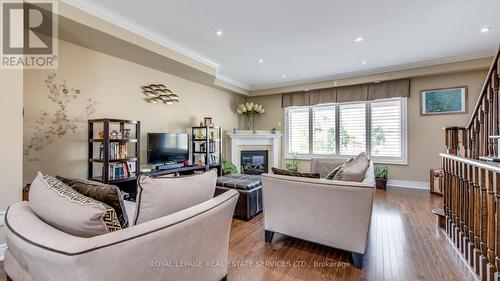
[281,74,286,78]
[258,59,264,63]
[374,80,381,83]
[362,61,367,64]
[215,30,223,36]
[354,37,364,42]
[481,27,492,33]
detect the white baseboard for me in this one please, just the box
[387,179,429,190]
[0,243,6,261]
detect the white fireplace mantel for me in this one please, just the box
[227,130,282,170]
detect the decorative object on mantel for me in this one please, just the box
[271,127,278,134]
[420,86,467,115]
[374,165,389,189]
[142,84,179,105]
[236,102,265,130]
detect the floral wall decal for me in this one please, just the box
[25,73,99,161]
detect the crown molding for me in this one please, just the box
[62,0,220,69]
[216,75,251,91]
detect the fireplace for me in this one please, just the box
[241,150,268,175]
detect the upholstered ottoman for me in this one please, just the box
[215,174,262,221]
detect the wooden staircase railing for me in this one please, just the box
[441,44,500,281]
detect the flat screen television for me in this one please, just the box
[147,133,189,164]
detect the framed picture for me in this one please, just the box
[204,117,213,127]
[420,86,467,115]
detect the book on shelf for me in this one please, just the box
[105,162,135,180]
[99,143,128,160]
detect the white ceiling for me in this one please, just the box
[73,0,499,90]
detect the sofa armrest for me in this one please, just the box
[5,190,239,281]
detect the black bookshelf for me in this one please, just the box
[191,126,222,171]
[88,119,140,184]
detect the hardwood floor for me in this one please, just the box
[0,188,476,281]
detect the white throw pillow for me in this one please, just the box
[133,169,217,225]
[29,172,122,237]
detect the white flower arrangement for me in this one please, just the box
[236,102,265,116]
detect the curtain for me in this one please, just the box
[281,79,410,107]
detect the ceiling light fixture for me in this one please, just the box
[215,30,223,36]
[362,61,367,64]
[354,37,364,42]
[258,59,264,63]
[481,27,492,33]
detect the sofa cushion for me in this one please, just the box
[134,169,217,225]
[56,176,129,228]
[333,153,370,182]
[29,172,122,237]
[271,167,320,178]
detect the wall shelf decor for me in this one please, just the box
[142,84,179,104]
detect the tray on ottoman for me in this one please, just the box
[215,174,263,221]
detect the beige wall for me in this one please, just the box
[23,40,244,184]
[248,70,488,182]
[0,70,23,245]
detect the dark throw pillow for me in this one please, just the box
[325,165,343,180]
[56,176,129,228]
[271,167,320,178]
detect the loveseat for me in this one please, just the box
[261,158,375,268]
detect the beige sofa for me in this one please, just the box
[262,158,375,268]
[4,188,238,281]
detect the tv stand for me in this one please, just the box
[157,162,185,170]
[147,163,221,177]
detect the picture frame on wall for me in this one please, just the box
[420,86,467,115]
[204,117,213,127]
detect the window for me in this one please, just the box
[284,97,407,164]
[339,103,366,155]
[312,105,335,154]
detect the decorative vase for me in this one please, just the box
[247,115,254,130]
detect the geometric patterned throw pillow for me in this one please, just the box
[29,172,121,237]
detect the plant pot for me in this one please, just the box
[375,178,387,189]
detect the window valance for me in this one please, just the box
[281,79,410,107]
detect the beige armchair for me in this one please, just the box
[4,189,238,281]
[262,158,375,268]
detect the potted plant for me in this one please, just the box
[221,159,238,175]
[271,127,278,134]
[285,153,299,172]
[374,165,389,189]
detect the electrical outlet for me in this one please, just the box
[0,211,5,226]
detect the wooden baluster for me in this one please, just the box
[484,98,490,157]
[454,160,459,244]
[495,173,500,281]
[468,163,476,267]
[493,70,499,156]
[486,171,497,280]
[471,125,476,159]
[475,165,482,275]
[488,86,494,155]
[458,161,464,251]
[463,162,470,259]
[480,168,489,280]
[476,118,481,159]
